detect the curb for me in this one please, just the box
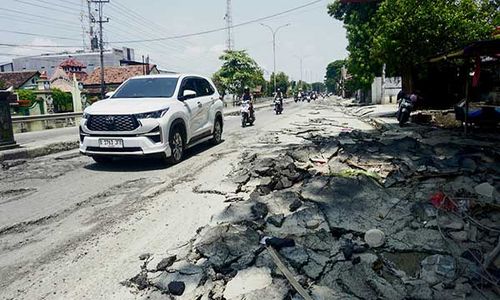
[0,100,287,162]
[0,141,79,163]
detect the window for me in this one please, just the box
[195,78,215,96]
[179,78,198,98]
[112,77,179,98]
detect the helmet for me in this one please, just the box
[244,87,250,92]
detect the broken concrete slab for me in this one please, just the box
[420,254,456,284]
[266,205,329,237]
[474,182,495,198]
[223,267,273,299]
[193,224,261,273]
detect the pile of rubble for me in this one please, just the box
[125,114,500,299]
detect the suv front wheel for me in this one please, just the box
[211,118,223,145]
[168,127,185,164]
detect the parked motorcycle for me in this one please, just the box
[397,95,415,126]
[241,100,255,127]
[274,98,283,115]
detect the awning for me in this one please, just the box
[429,39,500,63]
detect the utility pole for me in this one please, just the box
[91,0,109,99]
[261,23,290,95]
[224,0,233,51]
[294,55,310,84]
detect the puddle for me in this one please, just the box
[381,251,428,277]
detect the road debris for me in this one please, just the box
[124,101,500,299]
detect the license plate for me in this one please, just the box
[98,139,124,148]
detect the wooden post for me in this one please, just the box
[464,75,469,136]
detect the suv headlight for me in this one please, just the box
[134,108,169,119]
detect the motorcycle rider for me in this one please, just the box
[242,87,254,120]
[274,88,284,109]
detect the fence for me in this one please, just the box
[12,112,82,133]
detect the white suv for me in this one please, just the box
[79,74,224,164]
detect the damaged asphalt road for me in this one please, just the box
[124,99,500,299]
[1,99,499,299]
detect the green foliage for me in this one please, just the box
[295,80,311,92]
[311,82,326,93]
[328,0,498,91]
[328,1,381,90]
[212,50,265,96]
[267,72,290,95]
[0,80,5,90]
[373,0,497,67]
[16,89,37,104]
[51,88,73,112]
[324,60,346,93]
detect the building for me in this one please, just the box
[371,77,402,104]
[12,47,137,77]
[50,58,88,93]
[0,62,13,72]
[83,64,159,100]
[0,71,40,90]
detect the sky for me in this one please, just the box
[0,0,348,82]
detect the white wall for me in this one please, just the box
[371,77,402,104]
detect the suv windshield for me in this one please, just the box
[112,77,178,98]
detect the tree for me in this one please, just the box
[16,89,37,105]
[328,1,381,91]
[372,0,498,91]
[51,88,73,112]
[311,82,326,93]
[212,50,265,97]
[267,72,290,96]
[329,0,498,92]
[324,59,346,93]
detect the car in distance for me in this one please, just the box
[79,74,224,164]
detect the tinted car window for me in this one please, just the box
[195,78,215,96]
[179,78,198,98]
[112,77,178,98]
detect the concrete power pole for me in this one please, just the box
[225,0,233,51]
[91,0,109,99]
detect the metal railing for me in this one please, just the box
[12,112,83,133]
[12,112,83,123]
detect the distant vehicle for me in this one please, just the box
[274,98,283,114]
[79,74,224,164]
[241,99,255,127]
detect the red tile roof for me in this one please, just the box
[0,71,40,89]
[83,65,156,86]
[60,58,86,68]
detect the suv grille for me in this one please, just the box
[87,115,139,132]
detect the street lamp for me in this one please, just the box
[260,23,290,94]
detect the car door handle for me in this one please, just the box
[197,102,202,108]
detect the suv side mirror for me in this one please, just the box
[179,90,196,101]
[105,91,115,98]
[182,89,197,100]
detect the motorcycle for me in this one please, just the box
[274,98,283,115]
[241,100,255,127]
[397,96,414,126]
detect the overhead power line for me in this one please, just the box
[0,30,81,41]
[109,0,323,43]
[4,0,323,48]
[15,0,80,15]
[0,43,81,48]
